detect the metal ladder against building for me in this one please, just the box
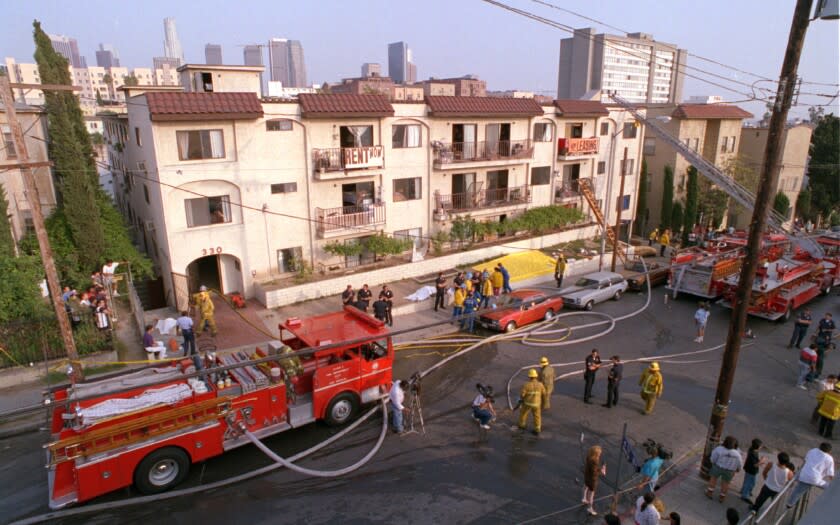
[46,396,232,466]
[608,94,824,258]
[578,178,626,263]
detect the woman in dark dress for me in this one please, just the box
[583,445,606,516]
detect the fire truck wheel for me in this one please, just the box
[134,447,191,494]
[325,392,359,426]
[781,306,793,323]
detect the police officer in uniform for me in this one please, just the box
[379,285,394,326]
[518,369,547,435]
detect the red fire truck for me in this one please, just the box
[45,306,393,509]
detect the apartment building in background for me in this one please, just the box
[48,33,86,68]
[734,123,813,228]
[102,66,644,309]
[361,63,381,77]
[642,103,753,232]
[558,28,687,104]
[420,76,487,97]
[205,44,223,65]
[268,38,307,88]
[0,103,57,242]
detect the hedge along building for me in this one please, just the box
[102,64,644,309]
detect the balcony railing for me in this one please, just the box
[434,185,531,214]
[433,139,533,165]
[558,137,599,157]
[313,146,385,173]
[315,201,386,236]
[554,179,582,201]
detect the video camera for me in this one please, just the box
[406,372,422,394]
[476,383,495,402]
[642,438,673,461]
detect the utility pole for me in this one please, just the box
[0,75,83,378]
[700,0,814,477]
[611,146,629,272]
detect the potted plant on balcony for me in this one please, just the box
[362,233,412,262]
[431,140,453,164]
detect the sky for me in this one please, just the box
[3,0,839,120]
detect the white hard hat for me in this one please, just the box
[199,285,208,292]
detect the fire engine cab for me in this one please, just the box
[45,306,392,509]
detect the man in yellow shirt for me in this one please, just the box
[491,266,504,296]
[816,383,840,439]
[659,230,670,258]
[554,254,567,288]
[193,285,217,336]
[518,369,547,435]
[452,285,466,322]
[639,362,663,414]
[649,228,659,247]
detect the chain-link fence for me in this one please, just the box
[0,312,112,369]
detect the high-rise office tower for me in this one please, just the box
[48,34,85,68]
[268,38,307,88]
[557,27,687,104]
[205,44,223,65]
[388,41,416,84]
[95,43,120,68]
[244,45,266,95]
[163,17,184,65]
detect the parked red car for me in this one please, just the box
[478,289,563,332]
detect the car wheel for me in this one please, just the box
[325,392,359,426]
[613,290,622,301]
[584,301,594,311]
[543,309,554,321]
[505,321,517,333]
[134,447,191,495]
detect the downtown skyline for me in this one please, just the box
[2,0,837,120]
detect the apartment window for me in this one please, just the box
[393,177,421,201]
[392,124,421,148]
[533,123,552,142]
[729,136,736,152]
[597,161,606,175]
[23,215,35,235]
[600,122,609,136]
[530,166,551,185]
[2,126,16,159]
[340,125,373,148]
[271,182,298,194]
[620,158,635,176]
[623,122,638,139]
[135,127,141,146]
[266,119,293,131]
[277,246,303,273]
[692,138,699,152]
[643,137,656,156]
[569,123,584,138]
[201,72,213,92]
[185,195,232,227]
[176,129,224,160]
[620,195,631,211]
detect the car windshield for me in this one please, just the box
[496,296,524,308]
[628,261,645,271]
[574,278,599,287]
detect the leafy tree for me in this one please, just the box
[773,191,791,219]
[634,158,648,236]
[808,114,839,223]
[796,188,811,221]
[697,178,729,229]
[89,131,104,145]
[0,255,49,322]
[670,201,684,236]
[363,233,412,259]
[0,185,15,258]
[122,74,139,87]
[33,20,104,270]
[660,165,674,229]
[323,241,362,258]
[682,166,699,245]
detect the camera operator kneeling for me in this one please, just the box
[472,384,497,430]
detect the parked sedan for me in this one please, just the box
[558,271,628,310]
[621,258,670,291]
[478,289,564,332]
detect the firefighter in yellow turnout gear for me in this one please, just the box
[518,369,547,434]
[193,285,218,336]
[639,362,663,414]
[538,357,555,409]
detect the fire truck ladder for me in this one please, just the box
[578,178,625,263]
[607,94,823,258]
[46,396,232,466]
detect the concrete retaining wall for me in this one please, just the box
[256,224,600,309]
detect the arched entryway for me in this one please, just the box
[186,253,244,295]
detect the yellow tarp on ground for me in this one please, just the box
[471,250,557,283]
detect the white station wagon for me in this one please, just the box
[558,271,628,310]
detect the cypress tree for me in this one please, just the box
[670,201,684,236]
[634,158,648,236]
[682,166,699,245]
[33,20,104,270]
[660,165,674,230]
[0,185,15,257]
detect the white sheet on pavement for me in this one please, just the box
[155,317,178,335]
[405,285,437,302]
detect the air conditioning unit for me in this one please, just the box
[144,220,156,232]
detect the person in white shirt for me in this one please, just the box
[751,452,795,514]
[389,379,409,434]
[102,260,120,295]
[705,436,742,502]
[634,492,660,525]
[694,302,710,343]
[787,443,835,508]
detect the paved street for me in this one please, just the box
[1,282,837,524]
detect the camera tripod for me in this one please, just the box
[405,388,425,435]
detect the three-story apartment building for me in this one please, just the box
[104,66,644,309]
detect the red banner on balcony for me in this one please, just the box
[343,146,384,169]
[558,137,599,156]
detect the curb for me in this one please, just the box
[0,419,44,439]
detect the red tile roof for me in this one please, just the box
[553,99,609,117]
[426,96,543,117]
[672,104,753,120]
[298,94,394,118]
[145,92,263,121]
